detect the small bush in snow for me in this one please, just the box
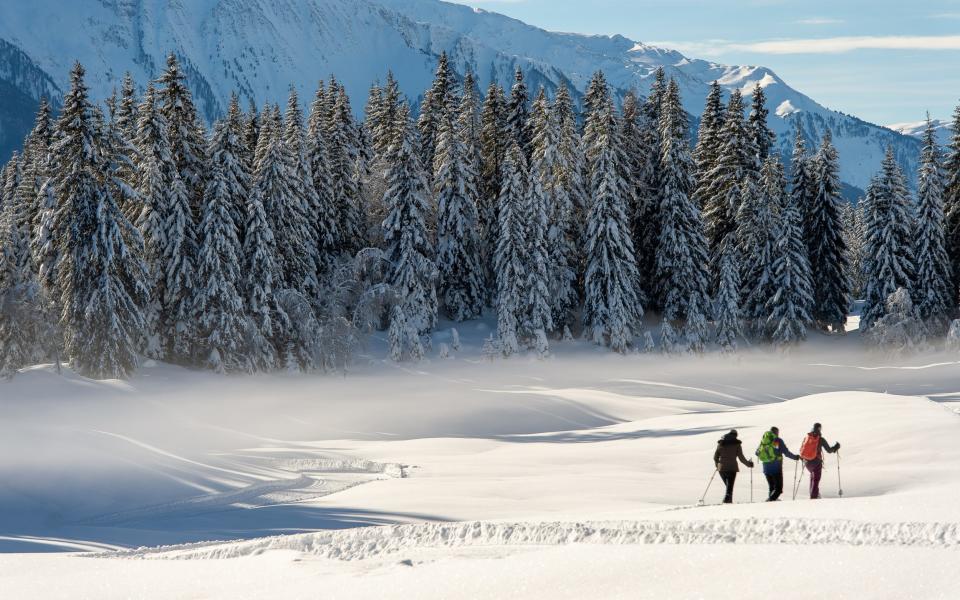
[481,335,499,362]
[451,328,461,352]
[864,288,926,356]
[643,331,655,353]
[946,320,960,352]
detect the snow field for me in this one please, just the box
[3,342,960,597]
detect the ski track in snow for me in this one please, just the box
[108,518,960,562]
[75,456,406,526]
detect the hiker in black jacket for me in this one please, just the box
[713,429,754,503]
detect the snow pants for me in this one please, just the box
[806,461,823,499]
[719,471,737,503]
[765,471,784,501]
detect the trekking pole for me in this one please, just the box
[837,452,843,497]
[698,468,718,506]
[750,465,754,503]
[792,458,799,500]
[793,460,805,500]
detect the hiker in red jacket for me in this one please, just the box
[713,429,754,503]
[798,423,840,499]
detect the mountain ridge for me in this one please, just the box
[0,0,921,194]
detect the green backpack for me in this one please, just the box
[757,431,779,463]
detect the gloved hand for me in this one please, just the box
[834,442,841,451]
[747,460,755,468]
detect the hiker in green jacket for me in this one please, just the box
[755,426,799,501]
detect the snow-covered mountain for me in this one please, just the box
[887,119,954,148]
[0,0,922,193]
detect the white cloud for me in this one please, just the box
[795,18,844,25]
[649,35,960,56]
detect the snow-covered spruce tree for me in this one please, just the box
[194,148,249,374]
[807,130,851,332]
[507,68,531,155]
[364,81,384,134]
[583,98,643,353]
[523,120,553,354]
[494,142,528,357]
[283,90,323,295]
[132,84,172,359]
[217,95,251,248]
[582,71,612,180]
[370,71,404,159]
[157,53,207,220]
[703,89,760,284]
[693,81,726,210]
[382,110,438,351]
[18,99,54,246]
[243,102,261,172]
[434,88,484,322]
[116,73,139,144]
[256,105,319,304]
[641,67,666,209]
[715,241,743,354]
[478,82,509,303]
[30,154,66,370]
[738,159,783,340]
[551,84,588,310]
[841,201,867,299]
[24,98,54,235]
[2,156,22,223]
[748,83,776,162]
[656,78,711,353]
[242,173,282,372]
[326,81,367,254]
[0,159,44,377]
[860,147,915,332]
[943,102,960,309]
[418,51,457,180]
[767,178,814,348]
[100,92,142,261]
[532,88,577,333]
[19,100,60,365]
[913,117,953,331]
[621,90,658,301]
[53,63,149,379]
[135,83,196,363]
[458,73,483,193]
[307,85,341,279]
[790,128,817,259]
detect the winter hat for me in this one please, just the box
[771,426,779,435]
[813,422,822,431]
[728,429,738,438]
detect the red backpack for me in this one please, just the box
[799,433,820,461]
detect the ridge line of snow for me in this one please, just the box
[105,518,960,561]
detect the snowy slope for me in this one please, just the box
[888,118,954,148]
[0,0,920,191]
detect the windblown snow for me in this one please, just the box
[3,327,960,598]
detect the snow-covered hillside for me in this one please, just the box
[888,118,954,148]
[0,0,920,192]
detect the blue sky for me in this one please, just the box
[449,0,960,126]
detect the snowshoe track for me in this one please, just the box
[107,517,960,561]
